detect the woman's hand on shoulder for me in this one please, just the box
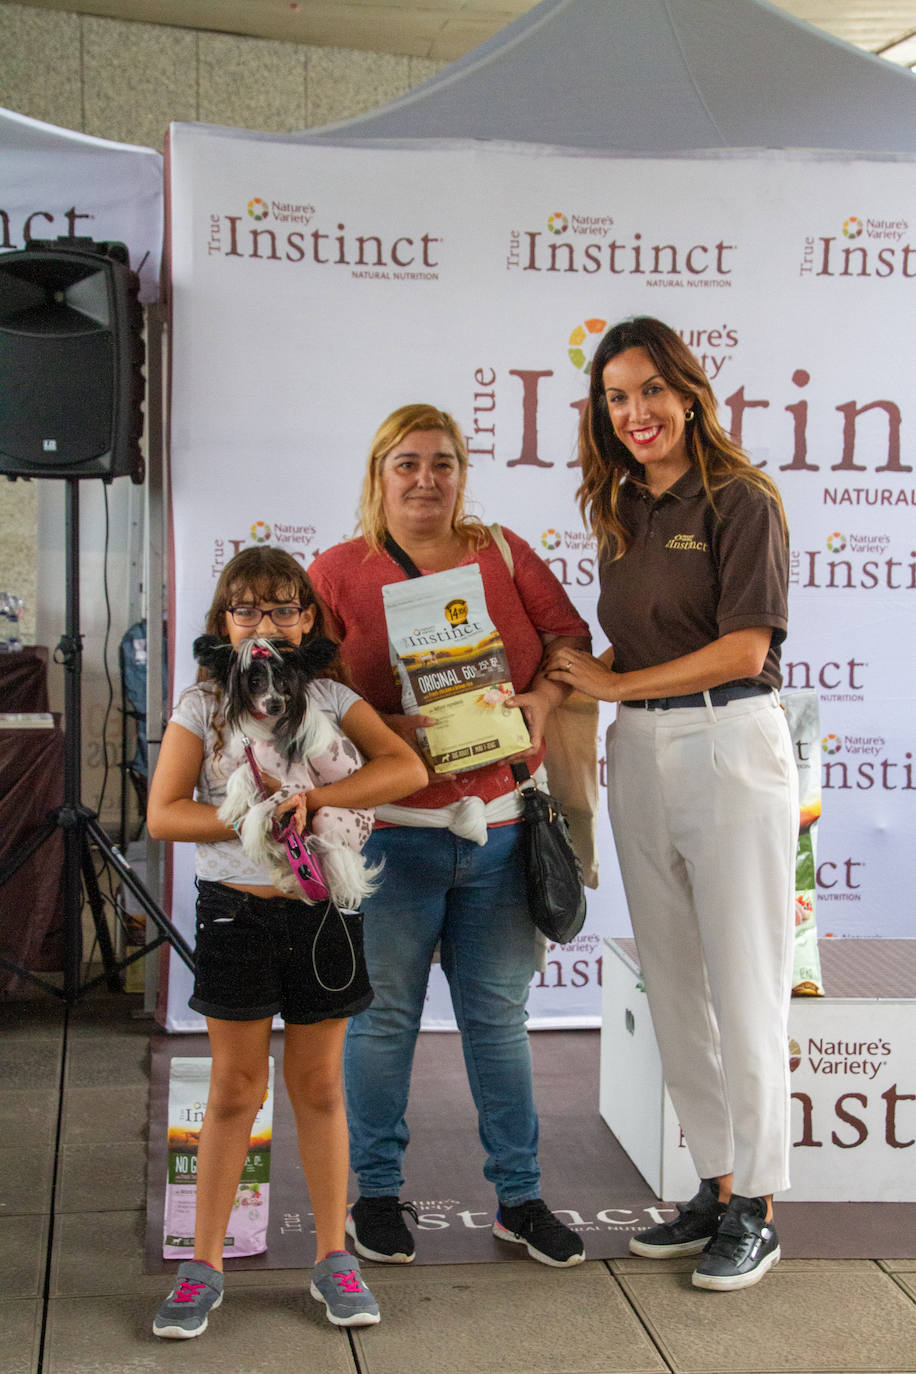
[542,646,621,703]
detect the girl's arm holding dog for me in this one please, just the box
[276,699,426,833]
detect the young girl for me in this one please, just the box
[148,547,427,1338]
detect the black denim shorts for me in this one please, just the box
[190,880,373,1024]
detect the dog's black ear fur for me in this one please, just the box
[291,636,339,677]
[193,634,233,683]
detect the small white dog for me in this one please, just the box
[194,634,380,910]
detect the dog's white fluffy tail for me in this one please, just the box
[310,838,382,912]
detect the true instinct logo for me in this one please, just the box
[461,361,910,484]
[210,527,318,578]
[544,210,617,238]
[795,723,912,792]
[207,212,442,280]
[832,735,886,757]
[536,933,604,990]
[806,1038,891,1080]
[816,856,865,901]
[798,227,915,279]
[789,544,916,591]
[405,621,484,649]
[822,746,913,793]
[566,318,738,381]
[0,204,95,249]
[783,656,867,701]
[665,533,708,552]
[505,227,735,285]
[245,196,316,226]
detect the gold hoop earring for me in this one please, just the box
[684,409,695,422]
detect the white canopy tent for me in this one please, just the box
[0,105,163,298]
[290,0,916,154]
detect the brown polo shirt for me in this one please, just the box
[596,468,789,691]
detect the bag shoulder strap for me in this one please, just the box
[383,532,423,579]
[488,522,514,576]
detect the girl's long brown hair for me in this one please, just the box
[578,316,786,559]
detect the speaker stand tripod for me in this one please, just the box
[0,477,195,1003]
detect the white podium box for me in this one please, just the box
[599,937,916,1203]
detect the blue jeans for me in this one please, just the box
[343,823,541,1206]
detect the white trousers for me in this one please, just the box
[607,691,799,1198]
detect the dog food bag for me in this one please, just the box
[782,689,825,997]
[383,564,530,773]
[163,1056,274,1259]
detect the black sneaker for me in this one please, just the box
[493,1199,586,1267]
[629,1178,725,1258]
[346,1196,418,1263]
[691,1194,780,1290]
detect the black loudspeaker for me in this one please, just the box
[0,238,145,482]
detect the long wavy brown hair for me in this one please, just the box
[578,316,786,559]
[358,403,489,554]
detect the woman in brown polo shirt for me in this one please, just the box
[545,316,798,1293]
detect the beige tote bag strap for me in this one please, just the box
[489,522,599,887]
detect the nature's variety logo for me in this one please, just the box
[788,1038,801,1073]
[822,734,842,755]
[444,598,469,626]
[547,212,568,235]
[567,316,607,373]
[826,532,846,553]
[842,216,863,239]
[247,197,269,221]
[541,529,562,551]
[250,520,271,543]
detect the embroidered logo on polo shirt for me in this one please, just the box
[665,533,709,552]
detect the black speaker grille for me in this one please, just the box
[0,331,113,464]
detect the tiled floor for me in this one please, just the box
[2,987,915,1374]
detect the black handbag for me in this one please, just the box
[511,762,586,944]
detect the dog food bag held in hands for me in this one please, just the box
[383,565,529,774]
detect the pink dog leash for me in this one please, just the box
[240,736,330,903]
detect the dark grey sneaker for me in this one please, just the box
[152,1260,224,1339]
[629,1178,725,1258]
[346,1196,418,1263]
[310,1252,380,1326]
[692,1195,781,1290]
[493,1199,585,1267]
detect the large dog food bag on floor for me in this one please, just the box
[163,1056,274,1258]
[383,564,529,773]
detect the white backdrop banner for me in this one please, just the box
[164,126,914,1031]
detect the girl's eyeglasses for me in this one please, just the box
[228,605,307,627]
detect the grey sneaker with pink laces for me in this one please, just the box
[153,1260,223,1339]
[309,1251,380,1326]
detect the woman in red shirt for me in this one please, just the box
[309,403,590,1270]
